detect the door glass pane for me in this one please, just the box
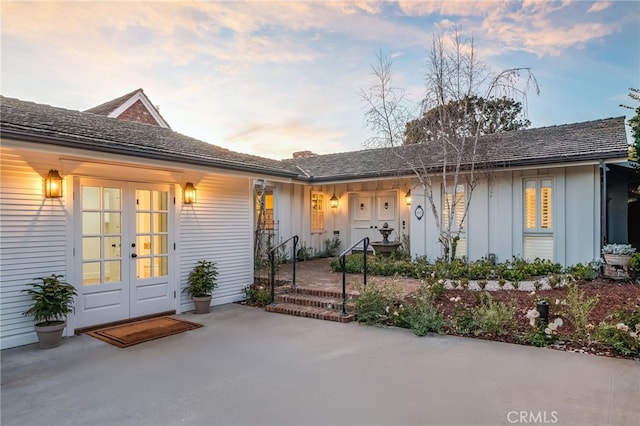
[83,237,101,260]
[154,256,168,277]
[82,212,101,234]
[137,235,152,256]
[154,235,168,255]
[104,212,121,234]
[137,213,151,233]
[82,185,122,286]
[104,261,121,283]
[82,187,100,210]
[154,191,168,210]
[104,236,121,259]
[104,188,121,210]
[137,190,151,210]
[137,258,151,279]
[154,213,168,232]
[83,262,101,285]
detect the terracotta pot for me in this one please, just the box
[34,322,66,349]
[192,296,212,314]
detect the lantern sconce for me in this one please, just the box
[330,194,339,209]
[184,182,196,204]
[405,189,412,205]
[44,169,63,198]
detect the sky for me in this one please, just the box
[1,1,639,160]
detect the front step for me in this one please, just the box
[264,286,358,323]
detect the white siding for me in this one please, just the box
[179,175,253,312]
[1,152,69,349]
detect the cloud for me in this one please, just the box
[587,1,612,13]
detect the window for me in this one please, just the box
[523,178,553,260]
[255,186,274,231]
[311,192,324,232]
[443,184,466,258]
[524,179,553,232]
[443,184,465,230]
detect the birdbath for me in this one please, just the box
[378,224,393,244]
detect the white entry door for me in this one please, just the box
[75,179,174,328]
[350,190,398,246]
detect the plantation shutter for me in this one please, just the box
[524,180,537,229]
[540,179,552,229]
[311,192,324,231]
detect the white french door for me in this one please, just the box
[75,179,174,328]
[350,190,398,246]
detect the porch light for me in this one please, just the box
[405,189,412,205]
[44,169,63,198]
[184,182,196,204]
[330,194,339,209]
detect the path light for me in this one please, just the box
[536,300,549,324]
[44,169,63,198]
[330,194,339,209]
[184,182,196,204]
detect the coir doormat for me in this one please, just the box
[88,316,203,348]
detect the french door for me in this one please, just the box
[75,179,174,328]
[350,190,398,246]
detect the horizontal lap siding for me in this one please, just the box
[1,152,69,349]
[179,175,253,311]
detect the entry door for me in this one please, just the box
[75,180,174,328]
[350,190,398,245]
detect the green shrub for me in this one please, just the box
[354,281,400,326]
[401,304,445,336]
[561,283,599,340]
[595,308,640,356]
[565,261,600,281]
[245,285,272,306]
[470,292,515,336]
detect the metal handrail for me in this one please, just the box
[338,237,370,316]
[268,235,299,305]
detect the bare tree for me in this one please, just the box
[361,29,539,261]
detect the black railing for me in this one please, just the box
[338,237,370,316]
[269,235,299,305]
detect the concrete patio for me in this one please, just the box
[2,303,638,426]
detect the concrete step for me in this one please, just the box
[265,303,356,323]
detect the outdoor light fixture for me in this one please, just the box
[405,189,412,205]
[44,169,63,198]
[184,182,196,204]
[330,194,339,209]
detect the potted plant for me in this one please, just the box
[183,260,218,314]
[602,244,637,266]
[22,274,77,349]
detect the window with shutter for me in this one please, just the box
[523,178,553,261]
[311,192,324,232]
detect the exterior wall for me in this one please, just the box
[117,100,162,126]
[0,141,257,349]
[179,175,254,312]
[409,165,601,266]
[0,148,70,349]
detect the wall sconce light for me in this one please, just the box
[44,169,63,198]
[330,194,339,209]
[405,189,412,205]
[184,182,196,204]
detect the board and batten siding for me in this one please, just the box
[1,150,70,349]
[178,175,254,312]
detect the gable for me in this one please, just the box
[85,89,171,128]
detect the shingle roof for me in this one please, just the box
[288,117,629,181]
[84,89,141,115]
[0,95,629,183]
[0,96,299,178]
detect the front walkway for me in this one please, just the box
[2,303,638,426]
[277,257,422,296]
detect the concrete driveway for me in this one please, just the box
[2,304,638,426]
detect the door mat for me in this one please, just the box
[87,316,203,348]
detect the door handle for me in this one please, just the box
[131,253,137,258]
